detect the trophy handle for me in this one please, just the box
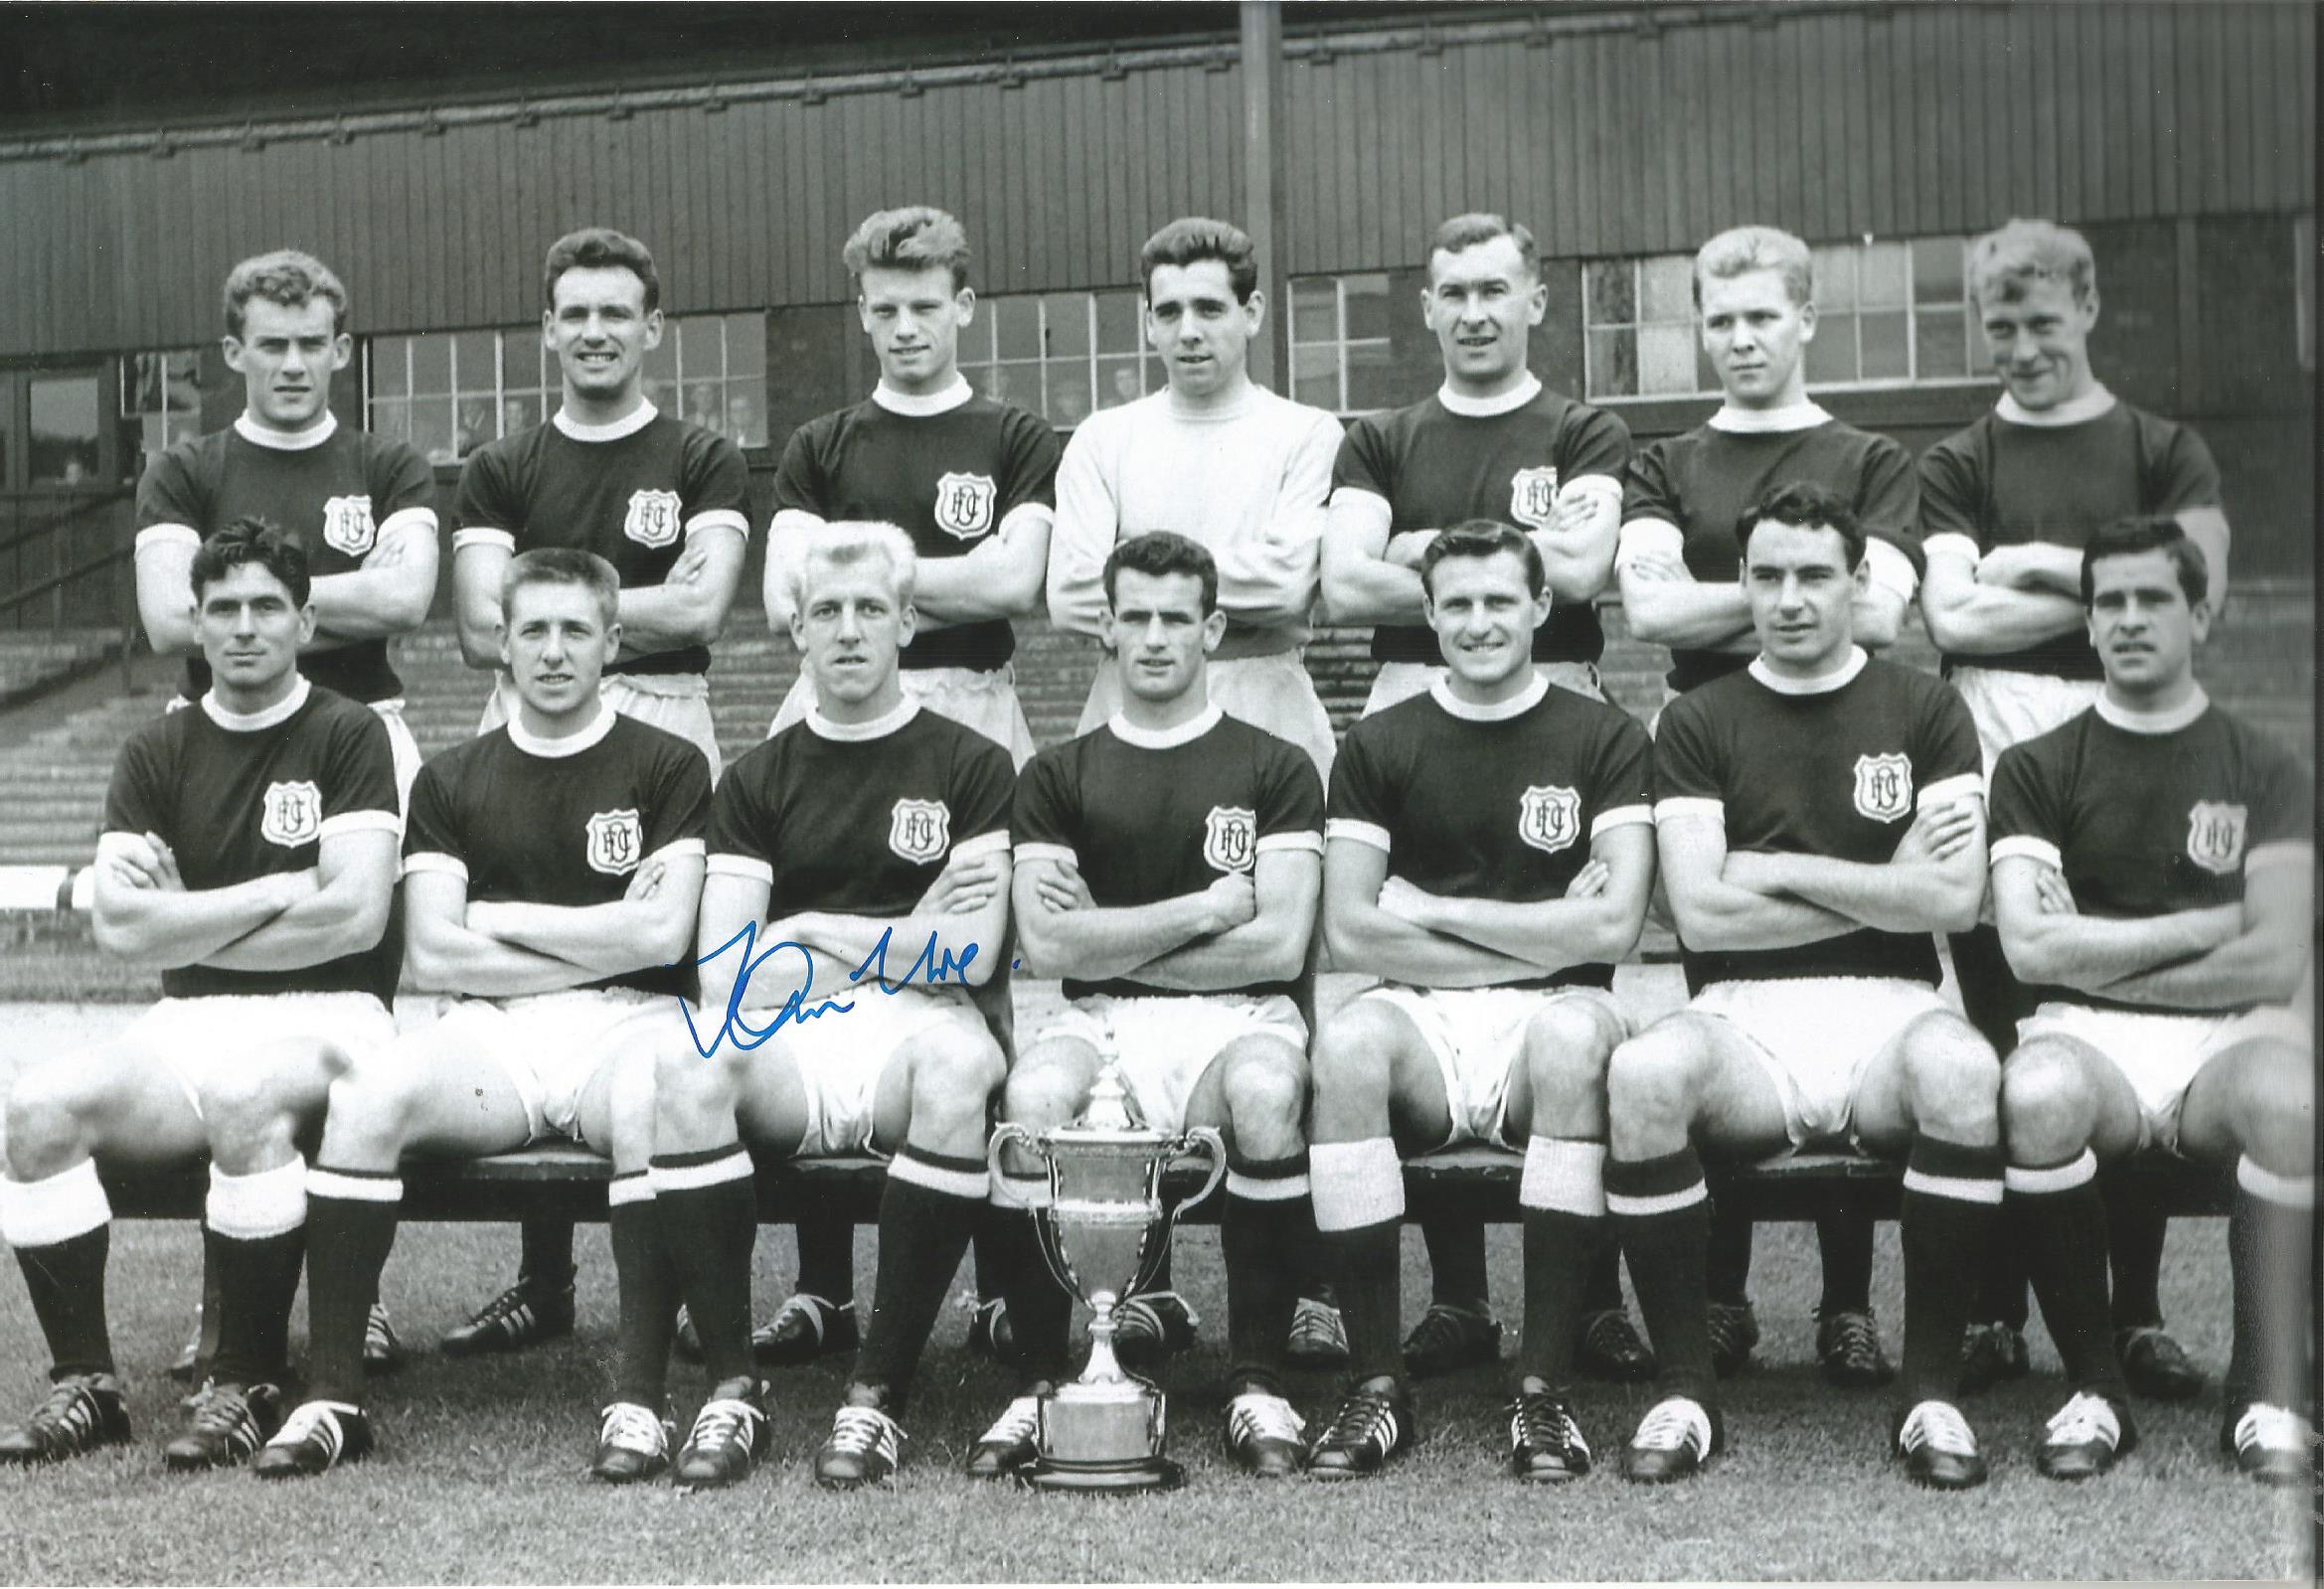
[1127,1126,1228,1300]
[987,1122,1083,1303]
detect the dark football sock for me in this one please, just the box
[1516,1137,1606,1391]
[1579,1240,1624,1314]
[608,1175,675,1409]
[2101,1163,2168,1331]
[1223,1153,1309,1394]
[14,1228,115,1381]
[2227,1159,2313,1411]
[791,1210,857,1309]
[519,1214,578,1292]
[1816,1197,1877,1316]
[303,1166,403,1406]
[853,1146,986,1407]
[1898,1136,2004,1407]
[651,1146,759,1387]
[1608,1147,1715,1405]
[1971,1218,2032,1331]
[1311,1138,1407,1385]
[1704,1198,1752,1307]
[2009,1150,2124,1397]
[204,1161,308,1388]
[1420,1213,1490,1314]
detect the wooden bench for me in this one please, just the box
[100,1145,2236,1225]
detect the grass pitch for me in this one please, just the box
[0,1000,2310,1584]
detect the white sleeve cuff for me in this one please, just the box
[1014,842,1079,869]
[1326,486,1393,527]
[685,509,749,542]
[1256,831,1324,856]
[1616,518,1685,570]
[95,831,147,859]
[451,527,517,555]
[1915,773,1986,812]
[1590,805,1654,837]
[400,851,469,881]
[769,508,829,539]
[135,523,201,553]
[997,503,1055,539]
[1325,818,1392,853]
[319,810,403,841]
[1864,537,1919,602]
[1653,797,1726,827]
[1989,836,2063,871]
[376,506,439,543]
[2246,841,2314,876]
[1558,473,1625,511]
[952,830,1011,862]
[1920,532,1982,571]
[707,853,774,884]
[646,838,707,865]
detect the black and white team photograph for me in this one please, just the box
[0,2,2311,1582]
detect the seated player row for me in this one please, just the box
[3,501,2305,1496]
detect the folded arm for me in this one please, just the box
[1991,852,2272,999]
[1533,478,1622,605]
[1918,540,2085,654]
[1319,838,1546,987]
[1725,792,1988,937]
[776,849,1010,991]
[1319,490,1427,626]
[615,528,747,654]
[1126,848,1319,991]
[2090,860,2308,1009]
[466,848,705,981]
[1656,807,1863,952]
[1045,440,1119,638]
[90,832,311,965]
[199,826,400,971]
[451,540,513,669]
[913,509,1054,624]
[307,515,439,645]
[1012,853,1226,983]
[1388,822,1653,971]
[132,534,202,658]
[402,868,607,996]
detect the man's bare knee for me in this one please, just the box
[1002,1042,1094,1129]
[1999,1040,2101,1164]
[2230,1039,2315,1175]
[4,1064,102,1180]
[1311,1002,1405,1102]
[1218,1040,1307,1140]
[1901,1015,1999,1144]
[317,1064,422,1169]
[1606,1025,1708,1136]
[907,1022,1005,1142]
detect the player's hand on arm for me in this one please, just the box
[1010,853,1220,983]
[615,528,747,652]
[913,508,1055,623]
[201,827,400,971]
[781,848,1010,990]
[1728,795,1987,935]
[1531,478,1622,604]
[133,534,201,658]
[1213,423,1335,627]
[1126,855,1316,991]
[1318,837,1544,987]
[1613,520,1753,650]
[469,847,707,979]
[1990,855,2244,991]
[307,516,439,644]
[89,833,313,966]
[916,851,1009,917]
[1382,824,1654,971]
[1045,434,1119,639]
[451,539,513,670]
[401,869,603,996]
[1658,810,1860,952]
[1320,490,1426,625]
[1917,539,2084,655]
[1382,530,1438,570]
[1976,542,2083,596]
[2088,856,2311,1010]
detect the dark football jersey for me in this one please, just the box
[1014,706,1325,1002]
[1918,398,2220,679]
[100,676,402,1002]
[710,700,1015,931]
[1329,675,1654,991]
[1624,416,1918,694]
[1333,381,1630,667]
[137,414,436,705]
[1989,694,2311,1017]
[771,384,1061,672]
[1654,651,1984,988]
[403,707,712,999]
[455,406,751,677]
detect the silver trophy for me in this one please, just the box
[986,1060,1228,1493]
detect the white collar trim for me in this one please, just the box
[1749,646,1869,696]
[806,696,919,741]
[553,401,657,442]
[201,674,310,730]
[2096,686,2210,735]
[1437,373,1542,418]
[1996,384,2117,428]
[234,411,337,451]
[873,377,974,417]
[507,699,617,758]
[1708,399,1832,434]
[1428,672,1549,721]
[1107,702,1223,749]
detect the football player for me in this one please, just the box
[752,205,1057,1369]
[1319,212,1644,1382]
[1608,482,2000,1489]
[969,531,1323,1481]
[250,549,710,1482]
[1986,518,2310,1485]
[446,227,750,1361]
[1919,220,2230,1400]
[1614,225,1921,1386]
[0,522,400,1470]
[650,520,1013,1490]
[1303,521,1654,1483]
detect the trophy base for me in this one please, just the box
[1022,1455,1185,1495]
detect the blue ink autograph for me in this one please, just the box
[676,921,982,1057]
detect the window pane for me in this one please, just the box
[681,382,725,431]
[1586,327,1637,397]
[724,384,765,448]
[675,318,721,383]
[409,333,451,396]
[725,313,765,377]
[1860,242,1909,307]
[1913,307,1967,379]
[1043,294,1091,359]
[1637,323,1699,395]
[1813,247,1856,311]
[994,296,1041,362]
[30,375,101,485]
[1095,356,1144,410]
[1912,238,1965,306]
[498,393,542,434]
[453,399,493,458]
[643,336,678,386]
[1860,310,1909,380]
[643,379,679,416]
[1094,291,1142,354]
[1046,364,1092,427]
[1641,255,1695,324]
[1290,344,1339,409]
[1695,339,1722,394]
[978,364,1027,406]
[1343,342,1399,413]
[452,331,495,391]
[504,329,543,389]
[1585,261,1636,326]
[1290,279,1337,346]
[409,396,455,464]
[1342,273,1394,341]
[1804,313,1857,385]
[368,338,408,398]
[370,397,410,441]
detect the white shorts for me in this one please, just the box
[1033,992,1308,1134]
[772,664,1034,770]
[1078,650,1336,782]
[1363,660,1603,716]
[1951,667,2102,780]
[2016,1001,2314,1153]
[122,992,396,1124]
[1353,982,1630,1148]
[1690,977,1952,1147]
[482,670,722,781]
[412,987,661,1144]
[739,985,980,1156]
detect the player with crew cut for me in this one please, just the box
[750,205,1058,1371]
[0,522,400,1472]
[444,227,751,1364]
[970,530,1324,1482]
[1319,211,1648,1385]
[648,520,1015,1491]
[249,549,710,1483]
[1606,482,2001,1489]
[1984,518,2311,1486]
[1918,219,2232,1402]
[1303,521,1655,1484]
[1614,224,1921,1387]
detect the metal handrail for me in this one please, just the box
[0,486,142,692]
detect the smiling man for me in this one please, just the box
[1,521,400,1473]
[252,548,710,1484]
[446,227,751,1362]
[1918,220,2231,1400]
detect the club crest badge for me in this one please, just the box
[1852,753,1913,823]
[1203,806,1258,873]
[932,472,998,541]
[890,798,951,865]
[258,780,323,849]
[584,808,644,875]
[1518,784,1581,854]
[1508,466,1561,532]
[622,489,684,549]
[2185,801,2248,875]
[321,494,377,556]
